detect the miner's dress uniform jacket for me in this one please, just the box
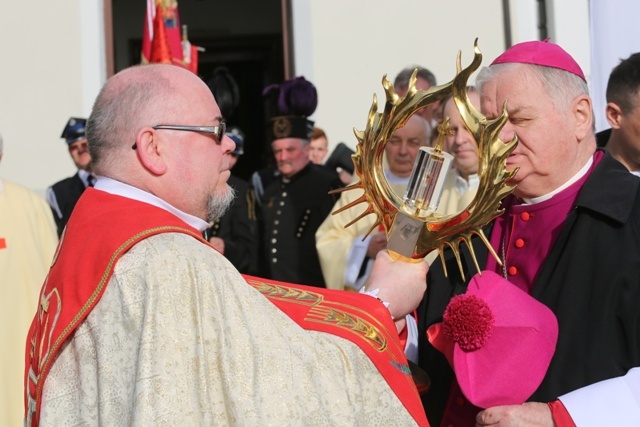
[258,163,342,287]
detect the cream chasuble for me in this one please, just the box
[435,168,478,217]
[40,233,418,426]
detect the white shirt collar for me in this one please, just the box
[522,156,594,205]
[77,169,95,187]
[384,169,411,186]
[94,176,210,232]
[454,170,479,193]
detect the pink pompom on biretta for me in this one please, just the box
[428,270,559,408]
[443,294,494,352]
[491,38,586,81]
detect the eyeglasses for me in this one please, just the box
[154,123,227,142]
[132,123,226,149]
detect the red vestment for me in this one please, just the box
[25,188,428,426]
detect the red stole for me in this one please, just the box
[25,188,428,427]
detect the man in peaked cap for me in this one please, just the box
[255,76,344,287]
[417,40,640,426]
[46,117,97,236]
[205,126,258,274]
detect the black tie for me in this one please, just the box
[87,174,96,187]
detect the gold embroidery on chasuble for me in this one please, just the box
[247,280,389,353]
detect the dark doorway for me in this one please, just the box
[184,35,285,181]
[111,0,288,181]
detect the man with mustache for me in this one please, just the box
[256,77,343,287]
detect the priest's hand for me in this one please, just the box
[364,249,428,321]
[476,402,554,427]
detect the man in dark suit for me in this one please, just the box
[46,117,96,236]
[596,52,640,176]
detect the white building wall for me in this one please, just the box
[2,0,612,194]
[80,1,107,118]
[494,0,592,84]
[589,0,640,132]
[508,0,540,42]
[293,0,507,152]
[294,0,600,154]
[0,0,104,196]
[546,0,591,82]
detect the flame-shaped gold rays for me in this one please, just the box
[332,40,518,279]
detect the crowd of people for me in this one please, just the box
[2,39,640,426]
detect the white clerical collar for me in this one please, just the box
[522,156,594,205]
[77,169,95,188]
[94,176,210,232]
[454,170,479,193]
[384,170,411,186]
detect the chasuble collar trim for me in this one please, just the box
[95,177,210,231]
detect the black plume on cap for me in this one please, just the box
[207,67,240,118]
[263,76,317,141]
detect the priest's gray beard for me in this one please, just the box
[207,184,236,223]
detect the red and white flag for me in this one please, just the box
[141,0,199,73]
